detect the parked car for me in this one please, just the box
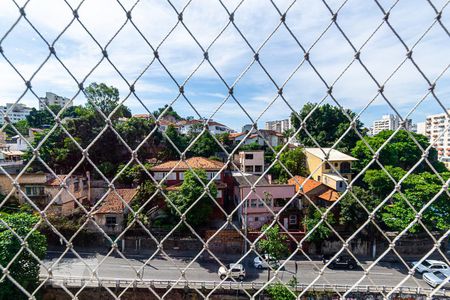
[411,260,449,274]
[322,254,357,270]
[423,269,450,288]
[218,263,246,280]
[253,255,279,269]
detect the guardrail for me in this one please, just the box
[39,275,450,297]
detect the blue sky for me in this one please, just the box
[0,0,449,131]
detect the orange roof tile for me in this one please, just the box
[151,157,225,171]
[288,176,322,193]
[94,189,138,214]
[229,132,245,139]
[318,189,340,202]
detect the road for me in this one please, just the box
[40,251,435,291]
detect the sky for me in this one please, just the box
[0,0,449,132]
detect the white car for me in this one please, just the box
[423,269,450,288]
[411,260,449,274]
[253,255,279,269]
[218,263,246,281]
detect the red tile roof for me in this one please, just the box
[94,189,138,214]
[288,176,322,193]
[318,189,340,202]
[151,157,225,171]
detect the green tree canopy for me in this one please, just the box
[339,186,380,230]
[270,147,307,183]
[257,224,289,260]
[303,207,335,242]
[351,130,445,173]
[291,103,365,153]
[381,172,450,233]
[166,169,217,227]
[0,213,47,299]
[85,82,131,118]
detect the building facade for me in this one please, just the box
[304,148,357,192]
[0,103,32,124]
[424,110,450,164]
[235,150,265,175]
[371,114,413,136]
[265,119,291,133]
[39,92,72,110]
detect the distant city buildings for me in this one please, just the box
[0,103,32,124]
[371,114,414,136]
[265,118,292,133]
[39,92,72,110]
[423,110,450,165]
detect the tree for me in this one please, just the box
[26,105,62,128]
[153,105,182,120]
[266,277,298,300]
[188,131,221,158]
[270,147,307,183]
[166,169,217,227]
[303,207,335,242]
[161,125,189,160]
[291,103,365,153]
[351,130,445,173]
[116,163,153,186]
[339,186,379,229]
[363,166,406,199]
[381,172,450,233]
[257,224,289,260]
[85,82,131,118]
[0,213,47,299]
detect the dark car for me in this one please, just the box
[322,254,357,270]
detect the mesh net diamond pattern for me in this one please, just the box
[0,0,449,299]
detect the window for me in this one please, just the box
[258,199,264,207]
[178,172,184,180]
[254,165,262,172]
[105,216,117,226]
[154,172,164,180]
[245,166,253,172]
[254,217,259,222]
[245,153,254,160]
[250,199,257,208]
[73,180,79,192]
[289,215,297,225]
[217,190,222,198]
[325,163,331,170]
[82,179,88,190]
[339,181,344,188]
[25,186,45,196]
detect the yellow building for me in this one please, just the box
[304,148,358,192]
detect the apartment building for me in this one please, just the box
[39,92,72,110]
[0,103,32,124]
[371,114,414,136]
[424,110,450,164]
[265,118,291,133]
[235,150,265,175]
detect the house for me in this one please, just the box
[45,174,90,216]
[0,172,48,208]
[177,119,234,135]
[229,129,284,147]
[304,148,357,192]
[150,157,229,217]
[93,188,138,235]
[233,173,301,232]
[235,150,265,175]
[288,176,340,209]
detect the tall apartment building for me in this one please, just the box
[0,103,32,124]
[424,110,450,163]
[39,92,72,110]
[371,114,413,136]
[265,118,291,133]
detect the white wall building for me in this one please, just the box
[0,103,32,124]
[371,114,413,136]
[265,119,291,133]
[39,92,72,110]
[236,151,265,175]
[424,110,450,163]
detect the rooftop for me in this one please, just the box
[318,189,340,202]
[151,157,225,171]
[288,176,322,194]
[94,188,138,214]
[232,173,270,186]
[304,148,357,161]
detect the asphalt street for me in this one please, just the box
[41,251,434,290]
